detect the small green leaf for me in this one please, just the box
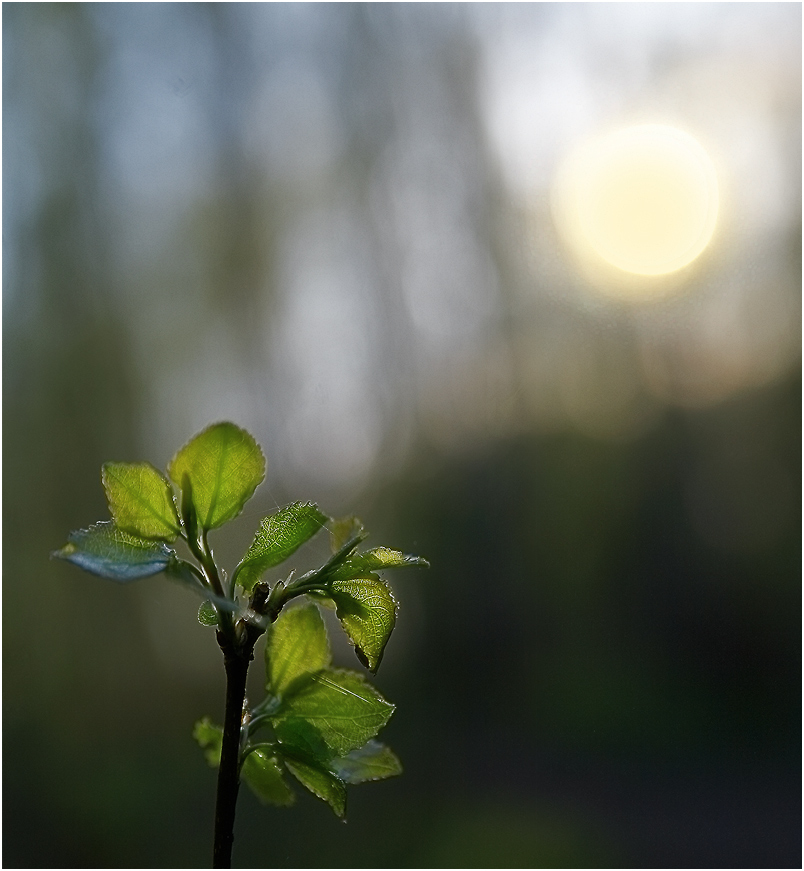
[102,461,181,541]
[267,605,330,697]
[273,716,333,765]
[241,749,295,806]
[281,750,347,818]
[194,723,296,809]
[277,669,395,756]
[234,502,329,593]
[52,522,174,582]
[328,546,429,582]
[331,740,402,784]
[329,575,397,672]
[193,717,223,767]
[198,600,218,626]
[329,516,365,553]
[168,422,265,531]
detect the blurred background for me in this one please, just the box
[3,3,800,867]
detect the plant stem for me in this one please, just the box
[213,630,252,869]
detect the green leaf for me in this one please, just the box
[331,740,403,784]
[241,749,295,806]
[281,750,347,819]
[197,600,218,626]
[267,605,331,697]
[234,502,329,593]
[329,516,365,553]
[101,461,181,541]
[168,422,265,531]
[328,546,429,582]
[52,522,174,582]
[276,669,395,756]
[273,716,333,765]
[193,717,223,767]
[328,575,397,672]
[194,722,296,808]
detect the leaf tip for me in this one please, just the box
[51,544,74,561]
[354,646,374,672]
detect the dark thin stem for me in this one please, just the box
[212,621,267,868]
[212,631,251,869]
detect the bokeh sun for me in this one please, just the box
[553,124,719,295]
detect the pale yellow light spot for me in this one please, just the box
[553,124,719,297]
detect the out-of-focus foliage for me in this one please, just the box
[4,2,800,867]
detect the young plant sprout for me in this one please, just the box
[53,422,428,868]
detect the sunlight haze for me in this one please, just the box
[553,125,719,290]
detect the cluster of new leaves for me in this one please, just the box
[195,605,403,818]
[53,422,427,818]
[53,422,266,602]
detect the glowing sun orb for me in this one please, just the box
[553,124,719,291]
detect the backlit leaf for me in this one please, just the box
[329,575,397,672]
[276,668,394,756]
[52,522,173,582]
[329,516,365,553]
[331,740,402,784]
[234,502,329,592]
[281,750,347,819]
[327,546,429,582]
[273,717,333,769]
[241,749,295,807]
[267,605,330,697]
[102,461,181,541]
[168,422,265,531]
